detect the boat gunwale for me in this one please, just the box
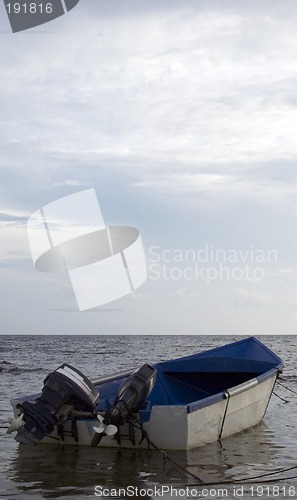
[91,367,137,386]
[44,368,280,422]
[186,366,280,414]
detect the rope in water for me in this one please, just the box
[128,419,297,487]
[276,379,297,396]
[273,391,289,403]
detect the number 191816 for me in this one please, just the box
[249,485,296,497]
[6,3,53,14]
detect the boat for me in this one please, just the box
[7,337,284,451]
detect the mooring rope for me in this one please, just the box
[273,391,290,403]
[218,391,230,441]
[127,418,297,488]
[276,379,297,396]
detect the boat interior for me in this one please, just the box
[96,355,279,412]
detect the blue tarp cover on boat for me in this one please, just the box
[96,337,283,420]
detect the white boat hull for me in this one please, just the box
[25,370,277,450]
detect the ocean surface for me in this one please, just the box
[0,335,297,500]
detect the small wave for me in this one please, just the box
[279,374,297,383]
[0,360,13,372]
[0,361,45,374]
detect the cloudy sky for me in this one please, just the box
[1,0,297,334]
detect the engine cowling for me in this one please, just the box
[91,363,157,446]
[14,363,99,444]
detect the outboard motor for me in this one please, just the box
[92,363,157,446]
[13,364,99,444]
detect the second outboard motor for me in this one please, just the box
[91,364,157,446]
[14,364,99,444]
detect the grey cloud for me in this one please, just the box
[0,212,28,224]
[0,258,32,269]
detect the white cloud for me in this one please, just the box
[232,288,271,308]
[272,268,297,282]
[52,179,91,187]
[132,169,297,202]
[1,0,297,175]
[170,285,200,304]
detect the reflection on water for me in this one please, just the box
[7,444,180,499]
[187,423,277,483]
[6,422,278,499]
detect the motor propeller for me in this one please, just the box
[93,414,118,437]
[7,414,24,434]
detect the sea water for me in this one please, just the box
[0,335,297,499]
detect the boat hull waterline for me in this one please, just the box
[10,337,284,450]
